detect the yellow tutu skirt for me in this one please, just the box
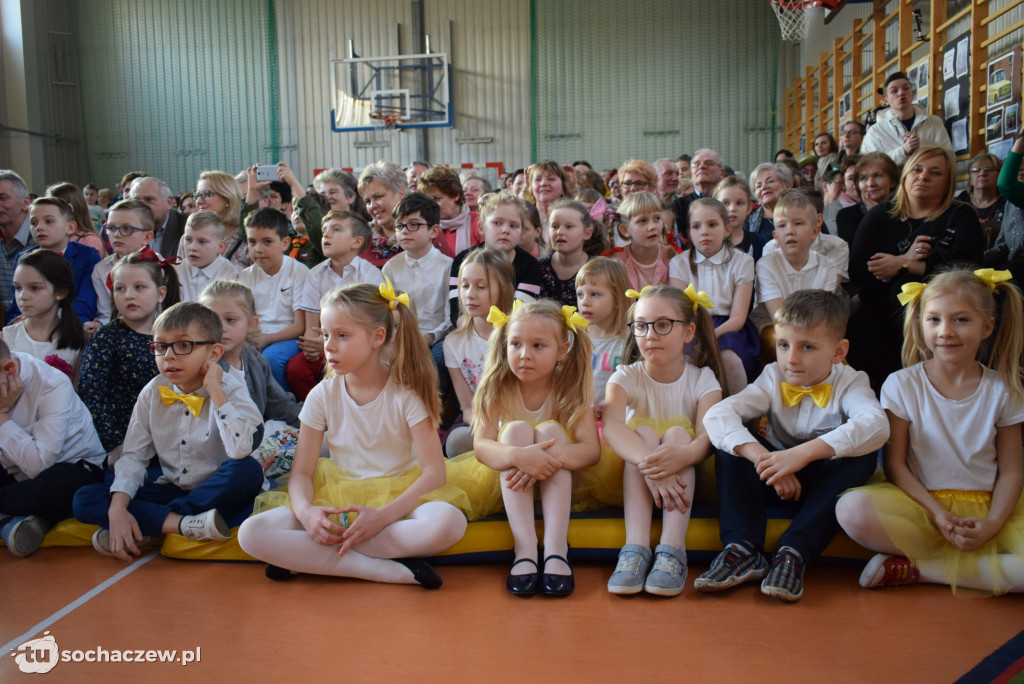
[854,482,1024,595]
[252,452,502,522]
[623,415,716,505]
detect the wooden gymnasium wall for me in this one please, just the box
[785,0,1024,176]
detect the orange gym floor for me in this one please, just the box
[3,550,1022,682]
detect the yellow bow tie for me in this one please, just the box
[159,385,206,417]
[780,382,832,408]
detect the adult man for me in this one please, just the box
[130,177,185,256]
[672,149,726,225]
[406,161,430,191]
[654,159,680,203]
[0,170,35,313]
[839,120,866,157]
[861,71,952,166]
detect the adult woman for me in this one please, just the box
[848,146,984,390]
[835,152,899,245]
[813,132,839,157]
[746,163,794,259]
[461,173,491,213]
[520,160,568,240]
[179,193,198,214]
[313,168,369,218]
[608,160,658,247]
[957,152,1006,249]
[357,161,407,268]
[986,135,1024,284]
[195,170,246,267]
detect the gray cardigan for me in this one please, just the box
[219,346,302,427]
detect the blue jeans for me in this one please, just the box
[714,442,877,564]
[73,458,265,537]
[262,339,301,393]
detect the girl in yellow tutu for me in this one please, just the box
[237,281,469,588]
[837,269,1024,594]
[603,285,724,596]
[473,299,600,596]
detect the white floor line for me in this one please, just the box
[3,550,159,654]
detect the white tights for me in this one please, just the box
[623,424,695,551]
[237,501,467,584]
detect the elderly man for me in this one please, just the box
[654,158,681,203]
[0,170,35,313]
[671,148,727,228]
[130,177,186,256]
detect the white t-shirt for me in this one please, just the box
[176,255,240,302]
[381,247,453,339]
[762,232,850,281]
[236,256,310,334]
[881,363,1024,491]
[299,375,428,479]
[443,327,491,392]
[608,361,721,428]
[296,257,384,313]
[591,335,626,407]
[755,249,840,305]
[668,247,754,316]
[2,320,80,370]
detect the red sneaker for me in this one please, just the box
[859,553,920,588]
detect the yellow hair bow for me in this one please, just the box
[487,300,523,329]
[625,286,653,299]
[379,276,410,311]
[974,268,1012,292]
[897,282,926,306]
[561,305,589,333]
[682,283,714,312]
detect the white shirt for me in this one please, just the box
[763,232,850,282]
[608,361,720,428]
[668,247,754,316]
[2,321,80,370]
[591,335,627,407]
[176,256,240,302]
[300,375,428,479]
[90,254,119,324]
[755,250,841,305]
[112,372,263,498]
[236,256,310,334]
[861,103,954,166]
[703,363,889,458]
[881,363,1024,491]
[0,352,105,480]
[382,246,453,340]
[296,257,384,313]
[443,327,491,392]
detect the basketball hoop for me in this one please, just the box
[770,0,833,42]
[369,108,404,142]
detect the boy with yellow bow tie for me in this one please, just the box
[701,289,888,601]
[74,302,264,560]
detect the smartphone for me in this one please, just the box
[256,164,278,182]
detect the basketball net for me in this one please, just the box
[771,0,815,42]
[369,109,403,144]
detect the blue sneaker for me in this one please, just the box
[644,544,688,597]
[607,544,652,595]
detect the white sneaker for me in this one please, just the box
[178,509,230,541]
[91,528,163,556]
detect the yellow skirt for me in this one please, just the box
[252,452,502,522]
[855,482,1024,595]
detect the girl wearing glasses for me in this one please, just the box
[603,285,724,596]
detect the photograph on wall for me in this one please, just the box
[956,35,970,79]
[798,134,806,156]
[1007,103,1020,135]
[909,56,930,107]
[988,51,1015,106]
[986,109,1004,143]
[944,84,960,117]
[942,31,971,151]
[908,65,919,93]
[943,49,955,80]
[952,118,968,153]
[991,138,1013,159]
[918,61,928,91]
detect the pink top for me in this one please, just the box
[72,232,106,257]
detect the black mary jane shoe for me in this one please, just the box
[542,554,574,597]
[506,557,540,596]
[396,558,443,590]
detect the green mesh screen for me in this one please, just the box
[74,0,279,193]
[530,0,780,174]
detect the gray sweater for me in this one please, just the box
[218,346,301,427]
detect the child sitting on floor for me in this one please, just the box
[73,302,265,560]
[0,338,105,557]
[701,289,888,602]
[89,199,157,331]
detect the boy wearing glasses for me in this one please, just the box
[701,290,887,601]
[287,210,383,399]
[382,193,452,347]
[74,301,264,560]
[88,199,157,330]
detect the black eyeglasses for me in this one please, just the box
[621,180,650,189]
[191,190,216,201]
[149,340,217,356]
[627,318,686,336]
[103,223,149,237]
[394,221,429,233]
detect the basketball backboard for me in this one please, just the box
[331,50,453,132]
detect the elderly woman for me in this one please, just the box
[847,146,984,390]
[835,152,900,246]
[985,135,1024,284]
[746,162,795,259]
[957,151,1006,249]
[195,170,246,267]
